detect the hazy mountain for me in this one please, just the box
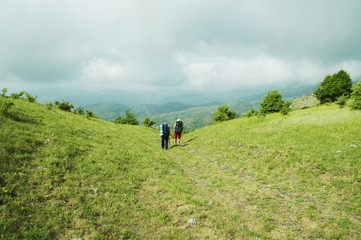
[27,83,317,129]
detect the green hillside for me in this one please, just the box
[1,97,360,239]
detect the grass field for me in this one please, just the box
[1,97,360,239]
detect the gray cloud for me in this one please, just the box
[1,0,361,92]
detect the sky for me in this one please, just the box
[1,0,361,93]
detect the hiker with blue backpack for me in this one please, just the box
[160,123,170,150]
[173,119,183,144]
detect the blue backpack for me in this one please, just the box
[162,124,170,137]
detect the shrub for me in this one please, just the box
[142,116,156,127]
[45,102,53,110]
[349,80,361,110]
[260,90,284,114]
[10,91,25,99]
[314,69,353,103]
[242,109,259,118]
[280,100,292,115]
[55,100,74,112]
[86,110,97,119]
[25,92,37,103]
[214,105,236,123]
[73,106,85,115]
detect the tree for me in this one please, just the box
[260,90,284,114]
[142,116,156,127]
[349,80,361,110]
[114,108,138,125]
[214,105,236,123]
[314,69,353,103]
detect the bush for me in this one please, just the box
[242,109,259,118]
[349,80,361,110]
[260,90,284,114]
[55,100,74,112]
[73,106,85,115]
[86,110,97,119]
[314,69,353,104]
[10,91,25,99]
[142,116,156,127]
[280,100,292,115]
[25,92,37,103]
[45,102,53,110]
[214,105,236,123]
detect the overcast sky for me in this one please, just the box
[1,0,361,93]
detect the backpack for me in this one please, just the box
[175,120,183,133]
[162,124,170,137]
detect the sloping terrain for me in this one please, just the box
[1,97,360,239]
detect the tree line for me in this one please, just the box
[213,69,361,123]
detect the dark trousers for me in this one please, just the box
[161,136,169,149]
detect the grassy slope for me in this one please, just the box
[1,97,360,239]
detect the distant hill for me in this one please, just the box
[84,83,313,129]
[15,82,320,130]
[1,96,360,239]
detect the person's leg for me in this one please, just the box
[165,136,169,150]
[178,133,181,144]
[161,136,165,149]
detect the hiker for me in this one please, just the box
[160,123,170,150]
[173,118,183,144]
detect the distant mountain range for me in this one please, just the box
[30,83,317,130]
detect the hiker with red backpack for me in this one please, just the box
[173,119,183,144]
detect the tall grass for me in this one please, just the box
[1,97,360,239]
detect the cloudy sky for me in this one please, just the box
[1,0,361,93]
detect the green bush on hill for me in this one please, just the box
[314,69,353,104]
[10,91,25,99]
[142,116,156,127]
[260,89,284,114]
[242,109,259,118]
[213,105,236,123]
[73,106,85,115]
[280,100,292,115]
[55,100,74,112]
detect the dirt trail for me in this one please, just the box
[164,139,263,238]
